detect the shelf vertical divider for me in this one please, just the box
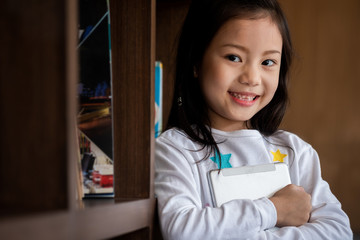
[109,0,155,200]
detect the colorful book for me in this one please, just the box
[155,61,163,138]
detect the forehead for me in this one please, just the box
[210,16,283,51]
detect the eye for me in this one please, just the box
[262,59,276,66]
[226,55,241,62]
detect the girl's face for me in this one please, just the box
[199,16,283,131]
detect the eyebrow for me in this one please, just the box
[221,43,281,55]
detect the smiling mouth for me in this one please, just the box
[228,92,259,101]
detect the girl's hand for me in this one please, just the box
[269,184,312,227]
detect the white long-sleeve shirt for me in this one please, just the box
[155,128,352,239]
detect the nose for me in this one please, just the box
[238,64,261,86]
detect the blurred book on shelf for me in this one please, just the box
[155,61,163,138]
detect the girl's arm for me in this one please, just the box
[155,137,277,240]
[263,145,353,239]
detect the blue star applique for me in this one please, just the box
[210,152,232,169]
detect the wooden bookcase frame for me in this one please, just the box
[0,0,192,238]
[0,0,161,238]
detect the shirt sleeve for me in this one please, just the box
[260,144,353,240]
[155,137,277,240]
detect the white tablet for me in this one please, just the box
[208,163,291,207]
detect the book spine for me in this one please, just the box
[155,61,163,138]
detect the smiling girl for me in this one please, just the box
[154,0,352,239]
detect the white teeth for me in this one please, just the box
[230,92,256,101]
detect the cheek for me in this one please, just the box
[265,72,280,94]
[270,80,279,95]
[200,68,227,93]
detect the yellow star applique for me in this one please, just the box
[271,149,287,163]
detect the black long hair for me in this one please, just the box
[165,0,293,167]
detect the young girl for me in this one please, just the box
[155,0,352,239]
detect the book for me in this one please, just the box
[155,61,163,138]
[208,163,291,207]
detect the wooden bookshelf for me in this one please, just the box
[0,0,171,238]
[0,0,195,237]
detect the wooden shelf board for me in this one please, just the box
[0,199,155,240]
